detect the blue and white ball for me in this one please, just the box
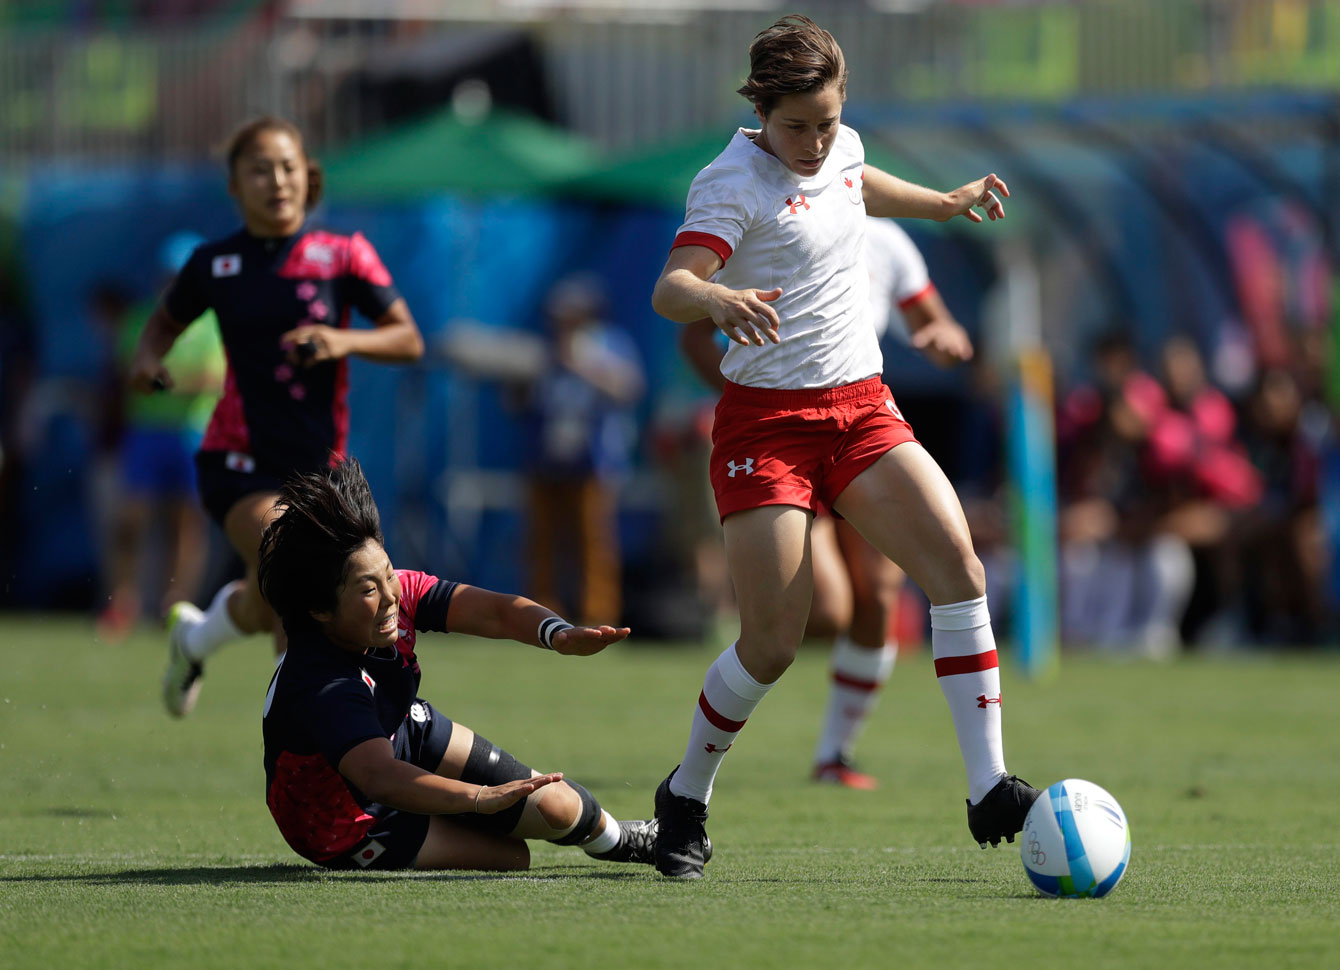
[1020,779,1131,898]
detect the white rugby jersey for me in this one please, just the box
[673,125,882,389]
[864,217,934,342]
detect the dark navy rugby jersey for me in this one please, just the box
[164,226,401,476]
[262,570,454,863]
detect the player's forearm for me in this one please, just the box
[862,167,956,221]
[349,305,424,362]
[652,269,728,324]
[446,584,565,647]
[358,759,481,815]
[492,597,565,648]
[136,306,188,359]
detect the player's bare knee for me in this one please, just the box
[927,548,986,605]
[960,553,987,599]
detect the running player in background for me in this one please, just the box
[649,15,1036,879]
[679,216,974,791]
[98,232,226,642]
[259,457,658,871]
[128,116,424,717]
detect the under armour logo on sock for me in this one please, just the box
[704,742,733,754]
[976,693,1002,708]
[727,458,754,477]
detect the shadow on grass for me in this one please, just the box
[0,863,648,886]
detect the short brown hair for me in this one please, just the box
[223,116,324,210]
[736,14,847,116]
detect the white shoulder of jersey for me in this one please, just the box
[864,217,931,305]
[835,123,865,161]
[689,130,761,188]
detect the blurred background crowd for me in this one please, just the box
[1,0,1338,655]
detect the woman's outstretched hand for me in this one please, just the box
[945,174,1009,223]
[551,625,632,656]
[474,772,564,814]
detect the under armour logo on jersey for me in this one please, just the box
[211,254,241,277]
[409,702,428,723]
[977,693,1002,708]
[785,194,810,214]
[727,458,755,477]
[360,669,376,694]
[885,399,905,421]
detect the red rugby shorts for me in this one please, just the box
[708,376,918,522]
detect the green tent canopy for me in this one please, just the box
[561,126,962,215]
[322,107,598,199]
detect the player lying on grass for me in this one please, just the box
[257,456,665,870]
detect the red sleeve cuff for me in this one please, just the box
[897,281,936,310]
[671,231,733,265]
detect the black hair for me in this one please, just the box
[258,457,384,636]
[223,115,324,210]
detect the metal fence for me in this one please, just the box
[1,0,1338,164]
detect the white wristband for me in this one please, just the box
[538,616,574,650]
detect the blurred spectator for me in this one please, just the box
[96,232,226,642]
[1059,332,1264,655]
[516,274,644,626]
[1236,367,1328,642]
[1057,332,1196,656]
[1146,335,1262,646]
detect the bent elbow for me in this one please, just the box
[344,767,392,807]
[405,330,426,362]
[650,281,673,320]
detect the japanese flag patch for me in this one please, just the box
[212,254,241,277]
[352,839,386,867]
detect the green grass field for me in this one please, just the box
[2,616,1338,969]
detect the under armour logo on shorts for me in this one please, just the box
[727,458,755,477]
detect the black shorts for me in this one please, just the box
[194,450,290,526]
[321,698,456,871]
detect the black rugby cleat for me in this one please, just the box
[653,768,712,879]
[967,774,1041,848]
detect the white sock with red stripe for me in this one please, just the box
[669,642,774,804]
[930,596,1008,804]
[183,580,245,661]
[813,637,897,765]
